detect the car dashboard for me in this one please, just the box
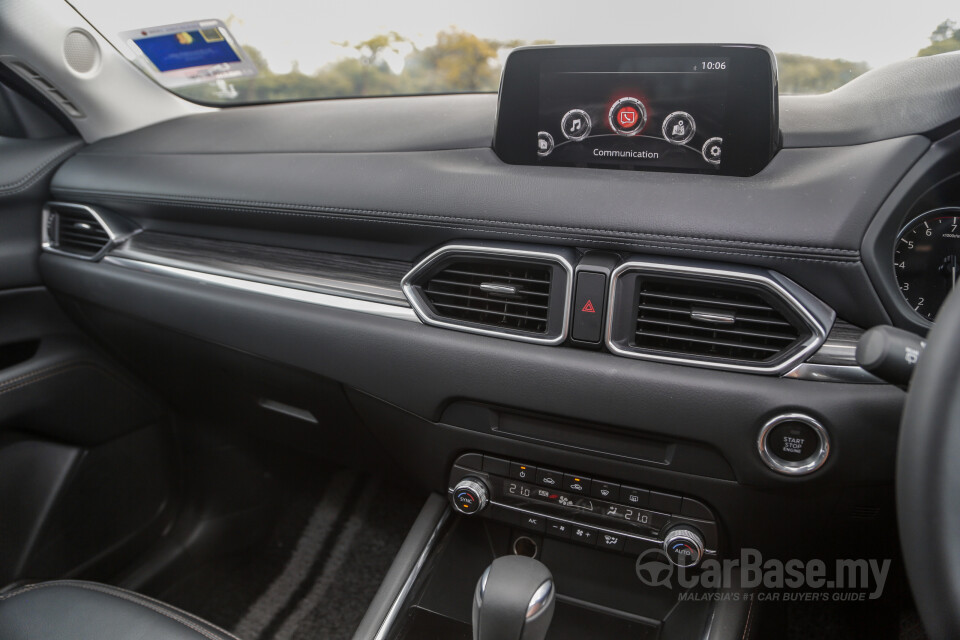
[7,42,960,637]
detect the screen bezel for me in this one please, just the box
[493,44,779,177]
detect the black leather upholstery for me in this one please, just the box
[0,581,240,640]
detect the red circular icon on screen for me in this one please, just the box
[617,107,638,128]
[609,97,647,136]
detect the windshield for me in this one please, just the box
[71,0,960,104]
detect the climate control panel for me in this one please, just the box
[447,453,719,565]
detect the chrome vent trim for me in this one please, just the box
[605,260,833,374]
[401,243,575,345]
[42,202,139,261]
[783,321,883,383]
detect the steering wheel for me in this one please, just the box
[898,285,960,639]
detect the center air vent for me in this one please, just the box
[424,261,552,333]
[402,244,575,344]
[607,262,831,374]
[635,277,801,362]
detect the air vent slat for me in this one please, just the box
[635,302,793,327]
[440,269,551,286]
[426,289,550,311]
[56,237,108,249]
[431,302,548,322]
[639,290,772,312]
[59,228,110,242]
[427,279,550,297]
[634,329,783,353]
[630,275,808,365]
[637,317,798,342]
[417,258,554,335]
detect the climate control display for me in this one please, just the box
[446,452,719,557]
[503,479,667,536]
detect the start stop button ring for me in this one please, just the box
[757,413,830,476]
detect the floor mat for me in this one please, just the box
[153,468,424,640]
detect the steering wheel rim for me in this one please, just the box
[898,286,960,640]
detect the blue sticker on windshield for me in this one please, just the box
[120,19,257,89]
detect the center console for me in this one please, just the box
[360,493,754,640]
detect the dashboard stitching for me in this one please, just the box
[52,188,861,256]
[0,144,83,196]
[110,203,864,265]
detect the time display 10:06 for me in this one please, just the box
[700,61,727,70]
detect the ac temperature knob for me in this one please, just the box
[452,477,489,515]
[662,527,705,568]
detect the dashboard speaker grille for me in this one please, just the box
[423,260,552,334]
[633,276,804,364]
[50,206,111,257]
[63,30,101,75]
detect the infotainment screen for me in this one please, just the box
[494,45,779,177]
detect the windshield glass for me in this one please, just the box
[71,0,960,104]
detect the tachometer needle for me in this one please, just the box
[946,255,960,291]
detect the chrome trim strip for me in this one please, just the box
[103,256,421,323]
[757,413,830,476]
[805,320,866,366]
[605,260,832,375]
[401,243,576,346]
[256,398,318,424]
[782,363,883,384]
[112,247,407,307]
[42,202,139,262]
[810,338,859,364]
[690,308,736,325]
[526,580,554,619]
[479,282,519,295]
[372,508,451,640]
[111,232,409,307]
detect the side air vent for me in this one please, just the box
[402,244,575,344]
[43,203,137,260]
[607,262,832,374]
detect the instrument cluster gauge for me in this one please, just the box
[894,207,960,322]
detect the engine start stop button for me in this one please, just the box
[758,414,830,475]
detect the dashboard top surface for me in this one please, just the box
[45,52,960,332]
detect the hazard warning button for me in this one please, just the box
[571,271,606,343]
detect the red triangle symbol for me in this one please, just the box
[581,300,596,313]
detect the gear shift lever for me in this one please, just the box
[472,556,555,640]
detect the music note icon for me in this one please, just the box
[562,109,591,140]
